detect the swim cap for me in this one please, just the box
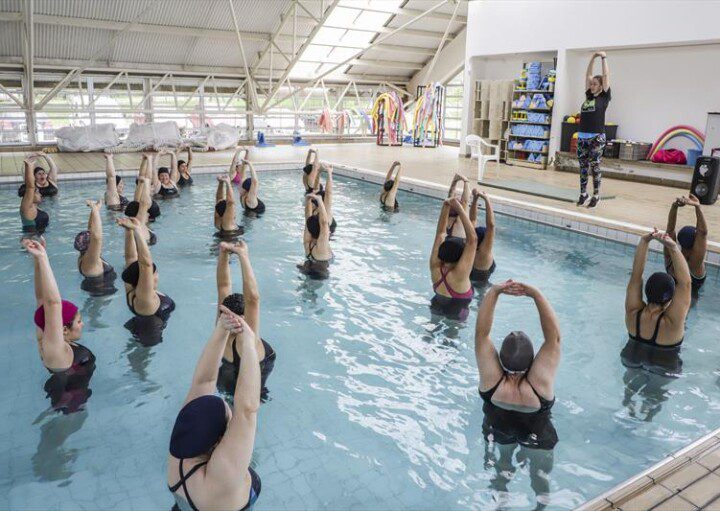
[74,230,91,252]
[35,210,50,231]
[34,167,46,175]
[121,260,157,287]
[34,300,78,331]
[383,180,394,192]
[241,178,252,191]
[125,201,140,217]
[17,184,26,197]
[438,236,465,263]
[645,272,675,304]
[215,200,227,217]
[306,214,320,238]
[158,166,170,176]
[500,331,535,372]
[303,163,313,175]
[148,201,161,220]
[677,226,696,250]
[115,175,122,185]
[169,395,227,459]
[475,226,487,244]
[222,293,245,316]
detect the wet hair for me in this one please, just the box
[34,167,46,175]
[645,272,675,305]
[121,260,157,287]
[677,226,696,250]
[437,236,465,263]
[222,293,245,316]
[215,200,227,217]
[17,184,26,197]
[125,201,140,217]
[500,331,535,372]
[475,226,487,245]
[303,163,314,175]
[148,201,161,220]
[177,160,186,167]
[306,214,321,238]
[169,395,227,459]
[241,178,252,191]
[383,180,394,192]
[157,166,170,176]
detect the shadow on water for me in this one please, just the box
[32,410,88,482]
[122,336,161,392]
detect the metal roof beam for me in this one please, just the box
[333,4,467,23]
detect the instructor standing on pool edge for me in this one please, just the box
[576,51,611,209]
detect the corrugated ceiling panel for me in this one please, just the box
[0,0,23,12]
[361,47,428,64]
[34,0,152,23]
[0,21,22,57]
[35,24,113,61]
[404,0,468,16]
[111,31,196,65]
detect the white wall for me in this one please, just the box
[463,0,720,155]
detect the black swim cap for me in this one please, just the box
[35,210,50,231]
[645,272,675,304]
[475,226,487,244]
[438,236,465,263]
[222,293,245,316]
[215,200,227,217]
[148,201,161,220]
[17,184,26,197]
[307,214,320,238]
[121,260,157,287]
[125,201,140,217]
[383,180,394,192]
[169,395,227,459]
[158,166,170,176]
[116,175,122,185]
[34,166,45,175]
[677,226,696,250]
[303,163,314,175]
[500,331,535,372]
[241,178,252,191]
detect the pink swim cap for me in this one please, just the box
[34,300,79,331]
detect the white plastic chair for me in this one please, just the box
[465,134,500,181]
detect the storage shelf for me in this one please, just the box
[513,108,552,112]
[510,120,551,126]
[514,89,553,94]
[507,148,548,154]
[508,134,550,140]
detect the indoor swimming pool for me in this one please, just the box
[1,170,719,510]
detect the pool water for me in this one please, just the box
[1,170,719,510]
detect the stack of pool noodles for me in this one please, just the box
[318,108,333,133]
[371,91,405,145]
[648,125,705,159]
[412,83,445,147]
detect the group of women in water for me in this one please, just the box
[18,144,710,509]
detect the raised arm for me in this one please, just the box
[228,147,246,177]
[216,176,226,203]
[522,283,561,393]
[23,240,64,352]
[658,233,691,323]
[447,174,461,198]
[104,154,120,205]
[40,153,59,183]
[122,220,138,266]
[246,161,259,197]
[586,54,598,89]
[481,191,496,250]
[322,163,333,219]
[304,149,316,166]
[235,241,260,335]
[169,150,179,183]
[664,199,680,267]
[599,52,610,91]
[209,313,260,480]
[474,283,505,389]
[185,319,231,403]
[84,200,103,268]
[21,158,37,213]
[430,201,450,269]
[690,197,709,272]
[186,146,193,172]
[626,231,653,314]
[451,199,479,273]
[216,244,233,305]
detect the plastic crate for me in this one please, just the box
[619,142,651,161]
[603,140,620,158]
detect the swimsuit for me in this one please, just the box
[628,308,683,348]
[21,209,49,233]
[38,182,58,197]
[126,290,176,319]
[479,375,558,450]
[471,260,496,283]
[431,267,474,320]
[78,256,115,279]
[621,308,684,375]
[243,198,266,215]
[666,262,706,293]
[178,175,194,186]
[169,460,261,511]
[218,338,276,400]
[380,194,399,211]
[159,185,179,197]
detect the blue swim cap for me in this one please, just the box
[169,395,227,458]
[677,226,696,250]
[241,178,252,191]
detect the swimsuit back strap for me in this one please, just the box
[527,379,554,411]
[479,375,503,401]
[433,266,449,292]
[634,307,644,340]
[169,459,208,511]
[650,311,666,344]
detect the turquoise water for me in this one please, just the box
[1,170,719,510]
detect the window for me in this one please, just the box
[444,70,464,142]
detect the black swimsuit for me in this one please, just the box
[218,338,276,400]
[38,182,58,197]
[380,194,399,211]
[44,344,96,414]
[78,256,115,279]
[168,460,261,511]
[479,375,558,450]
[621,308,683,375]
[666,262,706,293]
[177,175,193,186]
[471,260,496,283]
[126,290,176,319]
[243,198,266,215]
[47,343,96,376]
[159,185,179,197]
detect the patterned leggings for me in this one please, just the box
[577,134,606,195]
